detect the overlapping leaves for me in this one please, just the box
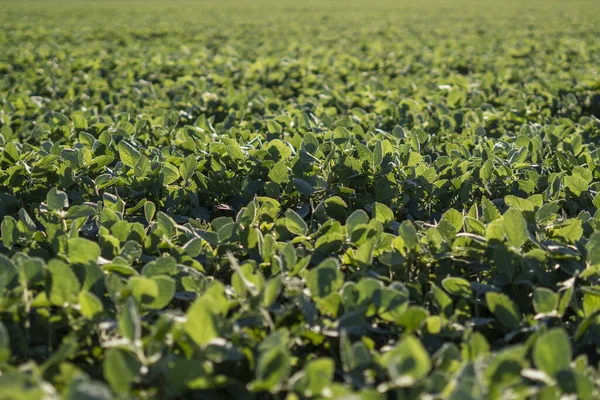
[1,0,600,399]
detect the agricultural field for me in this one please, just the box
[1,0,600,398]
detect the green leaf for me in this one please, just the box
[179,154,197,181]
[0,255,17,297]
[355,143,373,164]
[486,292,520,330]
[557,285,574,317]
[536,202,560,223]
[65,205,96,219]
[65,380,113,400]
[549,218,582,244]
[118,140,140,168]
[292,177,314,196]
[226,144,245,160]
[182,238,203,257]
[160,163,180,184]
[2,142,20,164]
[372,202,394,228]
[504,195,534,212]
[503,208,528,248]
[89,155,114,171]
[47,187,69,211]
[267,120,283,134]
[346,209,369,235]
[250,346,291,392]
[564,174,588,197]
[71,113,88,129]
[149,275,175,309]
[265,139,292,159]
[432,286,453,317]
[0,321,10,364]
[384,335,431,386]
[395,306,428,332]
[593,193,600,209]
[78,291,103,319]
[442,209,463,232]
[333,126,350,144]
[268,161,288,184]
[18,208,36,233]
[285,209,308,236]
[442,277,472,297]
[156,211,177,238]
[302,133,319,154]
[582,289,600,317]
[1,216,18,248]
[103,348,139,394]
[129,276,159,305]
[480,159,494,182]
[377,288,409,321]
[144,201,156,223]
[482,197,501,223]
[68,238,100,264]
[119,297,141,343]
[18,258,44,287]
[163,357,212,393]
[184,294,220,346]
[262,275,283,307]
[306,258,343,298]
[133,154,151,177]
[532,288,558,314]
[354,237,376,267]
[398,220,419,250]
[486,219,505,241]
[465,216,485,235]
[292,357,335,397]
[392,126,406,139]
[373,140,383,167]
[556,370,594,400]
[509,145,528,164]
[533,328,571,376]
[586,232,600,267]
[462,332,490,361]
[48,259,81,306]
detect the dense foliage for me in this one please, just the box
[1,0,600,398]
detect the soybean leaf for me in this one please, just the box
[533,328,571,376]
